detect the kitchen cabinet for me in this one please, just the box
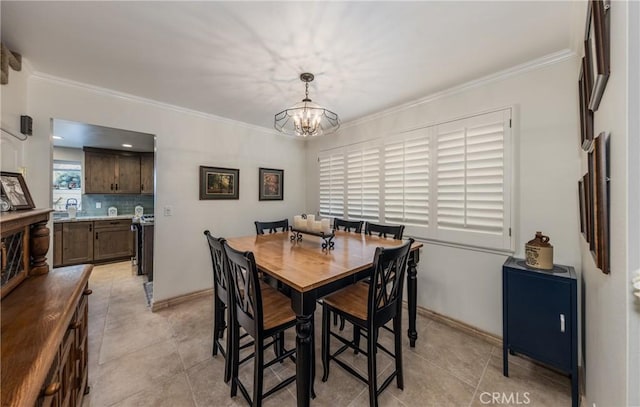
[62,221,94,265]
[140,153,154,194]
[84,149,141,194]
[502,256,578,407]
[54,223,63,267]
[93,219,133,261]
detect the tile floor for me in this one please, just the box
[82,261,572,407]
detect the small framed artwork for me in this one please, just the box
[258,168,284,201]
[592,133,609,274]
[578,60,594,151]
[199,166,239,200]
[585,0,610,111]
[583,172,593,245]
[578,179,586,238]
[0,171,35,210]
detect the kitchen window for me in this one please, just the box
[53,160,82,211]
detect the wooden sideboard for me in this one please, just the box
[1,208,52,299]
[1,264,93,407]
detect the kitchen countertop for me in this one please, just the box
[53,214,135,223]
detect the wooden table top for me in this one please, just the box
[226,231,422,293]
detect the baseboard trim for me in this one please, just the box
[416,306,502,347]
[151,288,213,312]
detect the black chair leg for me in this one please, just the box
[311,315,317,399]
[213,298,223,356]
[321,306,330,382]
[394,315,404,390]
[353,326,361,354]
[224,306,233,383]
[339,315,346,331]
[230,319,240,397]
[253,338,264,407]
[367,327,379,407]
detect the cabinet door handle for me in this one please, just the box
[115,183,118,190]
[560,314,565,333]
[89,224,92,232]
[96,232,99,240]
[141,183,144,191]
[111,183,114,190]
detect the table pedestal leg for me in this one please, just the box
[407,250,419,347]
[296,314,313,407]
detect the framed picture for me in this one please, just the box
[258,168,284,201]
[592,133,609,274]
[199,166,239,200]
[0,171,35,210]
[585,0,610,111]
[583,171,593,245]
[578,179,586,237]
[578,60,594,151]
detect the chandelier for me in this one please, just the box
[274,73,340,137]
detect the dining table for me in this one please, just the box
[225,230,423,407]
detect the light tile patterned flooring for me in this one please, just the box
[82,261,572,407]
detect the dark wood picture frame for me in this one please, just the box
[258,168,284,201]
[583,171,593,245]
[199,166,239,200]
[578,59,594,151]
[0,171,35,210]
[578,179,586,237]
[592,133,609,274]
[585,0,610,111]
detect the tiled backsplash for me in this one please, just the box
[81,194,154,216]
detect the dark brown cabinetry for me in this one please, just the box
[84,149,141,194]
[57,219,133,266]
[93,220,133,261]
[53,224,63,267]
[1,264,92,407]
[140,153,154,194]
[62,222,94,266]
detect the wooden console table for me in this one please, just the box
[1,264,93,407]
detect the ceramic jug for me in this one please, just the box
[525,231,554,270]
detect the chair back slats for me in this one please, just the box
[333,218,364,233]
[223,242,262,338]
[368,238,413,326]
[204,230,229,303]
[255,219,289,235]
[365,222,405,240]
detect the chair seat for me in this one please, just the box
[260,282,296,330]
[323,282,369,321]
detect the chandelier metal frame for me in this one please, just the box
[274,73,340,138]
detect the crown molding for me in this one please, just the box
[340,49,576,130]
[28,70,294,139]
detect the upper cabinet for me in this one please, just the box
[84,148,145,194]
[140,153,154,195]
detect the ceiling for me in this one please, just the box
[2,1,576,130]
[53,120,155,152]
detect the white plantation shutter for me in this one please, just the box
[384,132,429,226]
[346,147,380,220]
[319,153,345,217]
[435,109,511,250]
[317,108,512,252]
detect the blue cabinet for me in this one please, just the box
[502,257,578,407]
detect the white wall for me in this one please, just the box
[577,3,633,406]
[1,61,30,172]
[24,74,306,303]
[306,56,581,336]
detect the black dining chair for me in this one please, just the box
[254,219,289,235]
[365,222,405,240]
[223,242,298,406]
[321,239,414,407]
[204,230,255,384]
[333,218,364,233]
